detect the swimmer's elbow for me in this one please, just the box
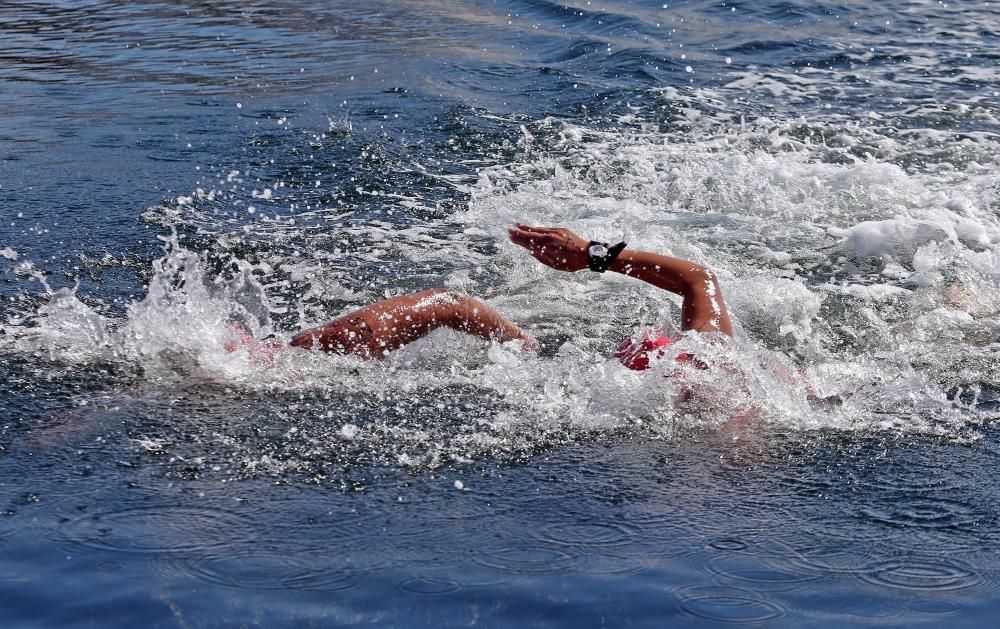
[679,266,720,296]
[701,267,721,286]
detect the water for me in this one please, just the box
[1,0,999,625]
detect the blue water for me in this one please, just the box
[2,0,1000,626]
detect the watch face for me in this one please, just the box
[589,244,608,257]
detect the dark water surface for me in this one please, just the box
[2,0,1000,626]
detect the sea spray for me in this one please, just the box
[2,112,996,471]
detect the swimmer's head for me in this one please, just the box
[615,331,673,371]
[615,329,705,371]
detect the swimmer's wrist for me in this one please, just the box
[587,241,626,273]
[608,248,632,275]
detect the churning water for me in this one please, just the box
[1,0,999,626]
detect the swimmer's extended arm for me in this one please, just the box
[507,223,733,336]
[291,288,535,358]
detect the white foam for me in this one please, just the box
[453,111,1000,439]
[6,105,998,464]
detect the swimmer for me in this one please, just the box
[507,222,732,370]
[275,223,731,366]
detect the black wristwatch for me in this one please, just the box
[587,240,627,273]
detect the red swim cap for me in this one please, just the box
[615,332,673,371]
[615,331,701,371]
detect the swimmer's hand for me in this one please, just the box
[508,223,589,272]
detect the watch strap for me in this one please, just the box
[588,240,627,273]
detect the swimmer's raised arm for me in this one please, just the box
[507,223,732,336]
[610,249,732,336]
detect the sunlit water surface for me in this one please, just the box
[2,0,1000,626]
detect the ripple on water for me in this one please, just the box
[860,496,985,531]
[859,556,982,592]
[702,531,892,587]
[167,545,366,592]
[469,512,654,577]
[574,551,655,577]
[703,531,803,557]
[533,520,638,548]
[97,560,125,573]
[397,576,462,595]
[676,585,787,624]
[7,471,111,519]
[704,554,821,592]
[900,528,995,556]
[709,538,749,552]
[53,505,253,555]
[900,598,963,616]
[262,493,510,566]
[863,457,967,495]
[360,511,487,566]
[472,541,577,575]
[248,496,423,565]
[799,512,902,547]
[783,540,891,577]
[249,495,381,538]
[618,512,699,559]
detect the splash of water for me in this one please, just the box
[3,108,996,473]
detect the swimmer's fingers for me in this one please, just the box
[509,224,585,249]
[508,224,588,272]
[507,229,551,255]
[508,230,561,258]
[513,224,584,243]
[508,226,556,249]
[513,223,563,235]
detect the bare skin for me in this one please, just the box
[506,223,733,336]
[280,223,730,360]
[503,225,853,411]
[289,288,535,358]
